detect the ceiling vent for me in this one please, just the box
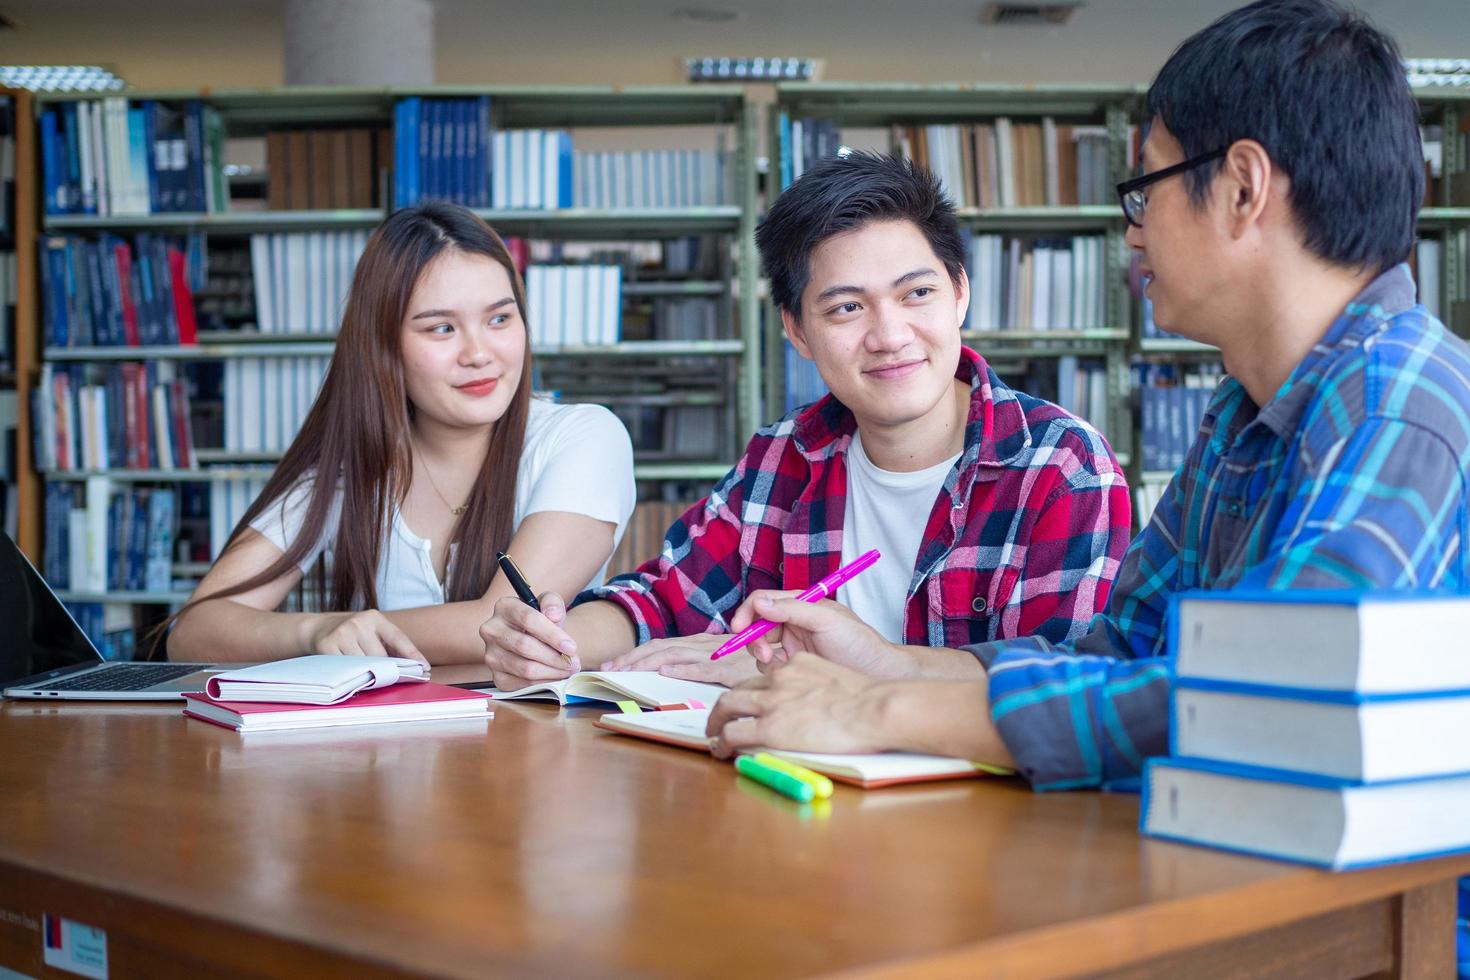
[980,3,1083,26]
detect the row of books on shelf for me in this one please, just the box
[1001,357,1109,436]
[572,149,727,210]
[1137,364,1223,473]
[779,116,1121,208]
[34,362,197,472]
[1142,591,1470,869]
[777,116,838,190]
[965,234,1109,332]
[267,127,390,211]
[524,265,622,347]
[522,236,711,277]
[894,120,1118,210]
[393,96,493,208]
[42,98,227,216]
[250,230,370,335]
[42,481,176,593]
[491,129,572,210]
[40,233,205,347]
[67,603,138,661]
[224,356,331,454]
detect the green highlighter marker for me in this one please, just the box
[736,755,815,803]
[753,752,834,799]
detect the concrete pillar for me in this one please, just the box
[283,0,434,87]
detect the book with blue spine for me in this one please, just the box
[1141,756,1470,870]
[1169,589,1470,693]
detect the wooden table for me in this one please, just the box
[0,698,1464,979]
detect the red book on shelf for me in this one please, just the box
[170,380,194,468]
[135,365,153,469]
[183,681,494,733]
[167,246,199,345]
[113,242,141,347]
[120,363,140,470]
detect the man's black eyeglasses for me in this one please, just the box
[1116,148,1228,228]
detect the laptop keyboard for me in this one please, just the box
[41,663,202,692]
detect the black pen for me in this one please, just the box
[497,551,574,665]
[496,551,541,611]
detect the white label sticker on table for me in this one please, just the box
[42,914,108,979]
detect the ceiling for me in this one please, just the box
[0,0,1461,90]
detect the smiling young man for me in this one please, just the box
[477,152,1132,691]
[705,0,1470,797]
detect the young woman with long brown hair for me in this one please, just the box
[168,202,635,667]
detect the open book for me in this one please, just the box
[595,707,1012,788]
[488,671,725,708]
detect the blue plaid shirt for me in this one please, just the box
[969,265,1470,790]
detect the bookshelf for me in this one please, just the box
[29,85,762,622]
[768,83,1138,467]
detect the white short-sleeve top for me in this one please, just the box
[248,399,636,610]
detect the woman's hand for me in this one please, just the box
[479,591,580,691]
[304,610,427,664]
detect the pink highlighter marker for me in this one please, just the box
[709,549,882,661]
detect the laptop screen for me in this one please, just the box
[0,532,104,685]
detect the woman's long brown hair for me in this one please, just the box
[176,202,532,622]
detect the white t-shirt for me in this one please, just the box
[838,430,961,643]
[249,399,636,610]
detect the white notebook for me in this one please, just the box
[488,671,725,708]
[594,707,1010,788]
[204,655,429,705]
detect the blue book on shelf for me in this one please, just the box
[61,103,82,215]
[140,101,161,213]
[184,101,207,213]
[40,110,64,214]
[426,98,442,202]
[557,131,574,209]
[778,111,792,190]
[476,95,492,208]
[392,99,407,207]
[144,488,176,593]
[1140,755,1470,870]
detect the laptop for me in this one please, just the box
[1,530,233,700]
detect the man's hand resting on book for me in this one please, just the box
[706,654,891,758]
[600,634,761,687]
[479,591,581,691]
[306,610,427,664]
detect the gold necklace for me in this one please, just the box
[414,447,468,516]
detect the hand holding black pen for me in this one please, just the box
[485,552,570,675]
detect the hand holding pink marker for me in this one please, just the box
[709,548,881,661]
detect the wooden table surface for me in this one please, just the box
[0,697,1465,979]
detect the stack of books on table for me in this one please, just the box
[1142,590,1470,869]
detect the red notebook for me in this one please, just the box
[183,681,492,733]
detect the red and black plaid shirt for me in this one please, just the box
[580,347,1132,649]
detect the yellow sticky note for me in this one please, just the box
[617,700,642,714]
